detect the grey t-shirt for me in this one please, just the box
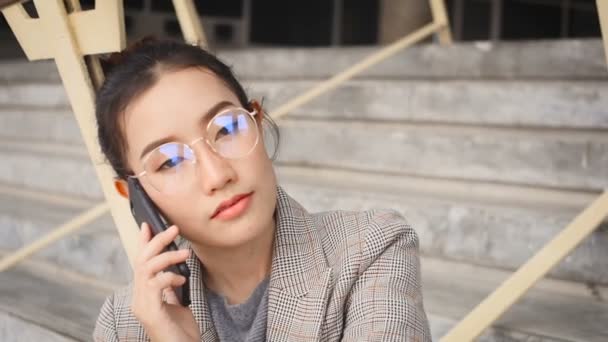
[205,278,270,342]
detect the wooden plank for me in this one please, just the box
[0,203,108,272]
[1,0,124,60]
[0,0,140,266]
[599,0,608,68]
[1,4,52,60]
[172,0,207,48]
[429,0,452,44]
[271,21,441,119]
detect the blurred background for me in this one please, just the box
[0,0,607,341]
[0,0,604,53]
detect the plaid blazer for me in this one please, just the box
[93,186,431,341]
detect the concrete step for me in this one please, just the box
[1,249,606,341]
[0,186,132,284]
[0,141,101,199]
[1,310,79,342]
[0,108,83,145]
[0,260,115,342]
[421,257,608,341]
[276,166,608,286]
[0,39,605,82]
[1,162,606,285]
[250,79,608,130]
[2,78,608,129]
[3,112,607,196]
[277,118,608,192]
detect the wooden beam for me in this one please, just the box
[172,0,207,48]
[429,0,453,45]
[0,203,109,272]
[598,0,608,68]
[2,0,125,60]
[1,0,139,266]
[272,21,442,119]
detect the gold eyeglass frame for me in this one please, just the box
[127,101,261,184]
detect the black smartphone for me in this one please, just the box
[127,177,191,307]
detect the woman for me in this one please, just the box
[92,38,431,342]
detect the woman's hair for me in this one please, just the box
[96,37,280,179]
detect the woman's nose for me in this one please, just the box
[193,142,237,195]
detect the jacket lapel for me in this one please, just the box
[180,240,219,341]
[177,185,331,341]
[266,186,332,341]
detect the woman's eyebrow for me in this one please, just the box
[139,135,177,160]
[199,100,236,126]
[138,100,237,159]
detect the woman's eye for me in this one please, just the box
[216,120,239,139]
[157,156,185,171]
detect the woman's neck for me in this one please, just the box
[192,218,276,305]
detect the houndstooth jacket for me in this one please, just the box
[93,186,431,341]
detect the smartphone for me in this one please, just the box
[127,177,191,306]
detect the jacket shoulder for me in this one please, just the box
[93,283,146,341]
[313,208,419,274]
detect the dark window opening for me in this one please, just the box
[164,19,182,37]
[569,1,601,37]
[125,15,135,35]
[79,0,95,10]
[341,0,379,45]
[22,1,39,18]
[462,0,492,41]
[502,0,562,40]
[251,0,333,46]
[447,0,601,41]
[125,0,144,11]
[194,0,243,17]
[152,0,174,13]
[214,23,234,42]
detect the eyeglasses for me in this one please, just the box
[128,104,260,194]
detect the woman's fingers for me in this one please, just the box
[144,249,190,277]
[138,222,152,248]
[137,224,180,263]
[152,271,187,295]
[162,287,181,305]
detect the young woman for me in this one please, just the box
[92,38,431,342]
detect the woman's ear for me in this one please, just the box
[114,179,129,199]
[250,99,264,125]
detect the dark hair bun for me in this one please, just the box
[100,36,159,74]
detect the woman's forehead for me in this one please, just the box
[123,68,240,160]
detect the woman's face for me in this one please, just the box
[122,67,277,248]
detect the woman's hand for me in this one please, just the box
[131,223,200,342]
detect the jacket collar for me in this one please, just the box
[269,185,330,297]
[179,185,330,339]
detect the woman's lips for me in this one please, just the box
[211,192,253,220]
